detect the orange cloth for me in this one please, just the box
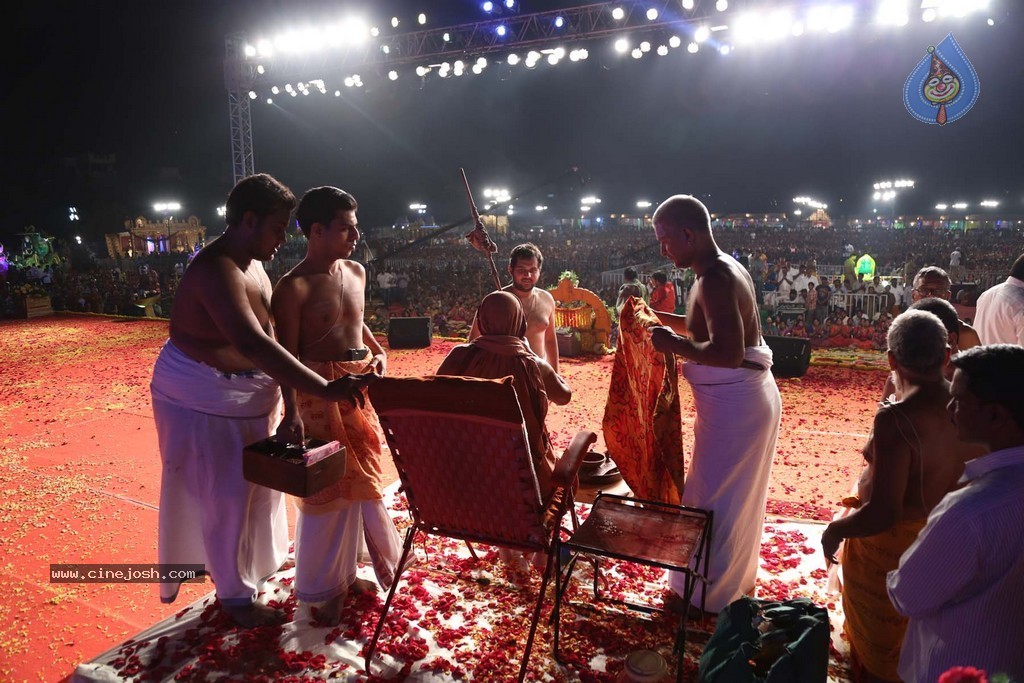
[295,358,388,508]
[602,297,685,504]
[436,291,556,496]
[842,517,927,682]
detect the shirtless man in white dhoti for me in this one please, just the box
[151,173,374,627]
[649,194,783,613]
[272,186,402,625]
[469,243,560,373]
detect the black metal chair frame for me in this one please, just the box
[552,492,713,683]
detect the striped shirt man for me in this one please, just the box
[887,445,1024,682]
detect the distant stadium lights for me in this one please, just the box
[637,200,652,208]
[75,235,83,244]
[483,1,494,11]
[614,38,630,53]
[69,207,80,221]
[581,196,601,205]
[952,202,968,209]
[793,209,803,216]
[154,202,182,213]
[612,7,626,20]
[793,196,827,209]
[547,52,559,65]
[873,179,915,189]
[409,203,427,210]
[418,13,427,25]
[694,26,710,42]
[581,205,592,212]
[980,199,1000,207]
[334,90,341,96]
[554,16,565,28]
[646,8,659,21]
[536,205,548,211]
[477,57,488,67]
[388,70,398,80]
[682,0,695,9]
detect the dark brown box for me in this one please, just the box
[243,438,346,497]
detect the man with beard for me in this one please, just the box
[648,194,782,614]
[469,242,559,373]
[271,186,401,625]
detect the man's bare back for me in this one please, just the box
[685,256,763,349]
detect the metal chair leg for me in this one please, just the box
[518,549,557,683]
[364,526,416,675]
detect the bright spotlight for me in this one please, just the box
[391,16,399,28]
[682,0,695,9]
[694,26,710,42]
[554,16,565,28]
[257,39,274,57]
[344,76,355,87]
[719,44,732,55]
[248,90,257,99]
[507,53,520,65]
[570,49,581,61]
[640,41,651,52]
[612,7,625,20]
[547,53,559,65]
[505,0,515,7]
[980,200,999,208]
[244,44,257,57]
[631,47,643,58]
[647,8,659,21]
[935,203,948,210]
[716,0,728,10]
[477,57,488,67]
[669,35,682,48]
[657,45,669,56]
[876,0,910,27]
[483,1,494,11]
[922,8,937,21]
[952,202,968,210]
[416,65,429,77]
[443,32,451,42]
[388,70,398,80]
[334,91,340,96]
[637,200,652,208]
[266,97,273,104]
[687,42,699,53]
[496,24,507,36]
[371,26,380,37]
[418,13,427,25]
[614,37,629,53]
[216,206,227,217]
[472,63,483,74]
[256,64,265,75]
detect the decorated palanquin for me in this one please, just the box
[105,216,206,259]
[601,297,686,504]
[550,277,612,354]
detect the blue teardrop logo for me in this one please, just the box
[903,33,980,125]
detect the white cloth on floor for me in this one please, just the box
[294,497,404,602]
[151,340,288,606]
[670,344,782,612]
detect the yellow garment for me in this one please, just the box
[602,297,685,504]
[842,517,927,681]
[295,358,388,510]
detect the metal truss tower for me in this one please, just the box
[224,33,256,184]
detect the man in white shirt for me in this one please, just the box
[974,253,1024,346]
[949,247,963,282]
[887,344,1024,682]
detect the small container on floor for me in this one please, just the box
[616,649,669,683]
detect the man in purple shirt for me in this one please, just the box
[887,344,1024,682]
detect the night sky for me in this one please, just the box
[5,0,1023,244]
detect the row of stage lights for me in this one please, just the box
[241,0,992,62]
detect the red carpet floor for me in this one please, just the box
[0,315,881,681]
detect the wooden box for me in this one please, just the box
[243,438,345,497]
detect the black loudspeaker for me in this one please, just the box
[387,317,432,349]
[764,335,812,378]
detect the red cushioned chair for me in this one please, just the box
[365,375,597,682]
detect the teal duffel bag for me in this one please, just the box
[698,597,830,683]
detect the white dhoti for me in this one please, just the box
[670,344,782,612]
[150,340,288,606]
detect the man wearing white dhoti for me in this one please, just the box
[649,195,783,613]
[272,186,401,625]
[153,174,374,627]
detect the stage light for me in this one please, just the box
[632,47,643,58]
[505,0,515,8]
[554,16,565,28]
[527,50,540,62]
[570,49,581,61]
[443,32,451,42]
[657,45,669,56]
[922,8,937,21]
[669,35,682,48]
[248,90,257,99]
[371,26,380,37]
[688,42,699,53]
[525,54,539,67]
[694,26,710,42]
[256,65,265,75]
[302,88,309,96]
[391,17,399,28]
[344,76,355,87]
[640,41,651,52]
[416,65,429,76]
[285,83,294,92]
[612,7,625,20]
[244,44,257,57]
[988,18,995,25]
[388,70,398,80]
[381,45,390,54]
[647,8,659,21]
[257,39,273,57]
[507,53,520,65]
[496,24,507,36]
[483,1,494,11]
[472,63,484,74]
[334,91,341,96]
[547,53,559,65]
[290,90,297,97]
[418,13,426,25]
[614,38,629,53]
[477,57,488,67]
[454,61,465,76]
[791,21,805,36]
[716,0,728,11]
[720,44,731,55]
[876,0,910,26]
[154,202,182,213]
[829,6,855,32]
[682,0,694,9]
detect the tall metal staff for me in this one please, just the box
[460,168,503,292]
